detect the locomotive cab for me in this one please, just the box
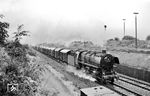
[114,57,120,64]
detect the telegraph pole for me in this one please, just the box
[133,12,139,49]
[122,19,126,37]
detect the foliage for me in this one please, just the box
[0,15,41,96]
[23,44,36,57]
[107,38,114,42]
[0,15,9,46]
[146,35,150,41]
[28,49,37,57]
[69,40,94,48]
[114,37,119,41]
[122,35,135,40]
[0,64,38,96]
[13,24,29,42]
[6,41,29,64]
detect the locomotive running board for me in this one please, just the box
[78,61,99,68]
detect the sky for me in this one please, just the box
[0,0,150,45]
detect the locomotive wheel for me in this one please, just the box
[102,79,106,84]
[76,65,81,69]
[88,69,92,74]
[110,78,114,84]
[76,63,82,69]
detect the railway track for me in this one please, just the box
[105,84,137,96]
[106,73,150,96]
[112,82,142,96]
[118,73,150,91]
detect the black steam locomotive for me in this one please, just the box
[34,46,119,84]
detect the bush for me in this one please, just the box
[0,46,39,96]
[28,49,36,57]
[146,35,150,41]
[0,16,40,96]
[114,37,119,41]
[6,41,29,64]
[107,39,114,42]
[122,35,135,40]
[0,14,9,46]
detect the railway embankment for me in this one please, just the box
[108,48,150,83]
[114,64,150,83]
[106,39,150,83]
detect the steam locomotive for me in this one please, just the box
[34,46,119,84]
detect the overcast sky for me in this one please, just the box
[0,0,150,45]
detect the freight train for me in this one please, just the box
[34,46,120,84]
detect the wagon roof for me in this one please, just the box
[75,50,87,54]
[60,49,71,53]
[50,47,55,50]
[55,48,63,51]
[48,47,55,49]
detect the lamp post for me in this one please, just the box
[122,19,126,37]
[133,12,139,48]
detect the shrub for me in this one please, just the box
[6,41,29,64]
[28,49,36,57]
[13,24,29,42]
[0,16,40,96]
[0,15,9,46]
[122,35,135,40]
[146,35,150,41]
[107,39,114,42]
[114,37,119,41]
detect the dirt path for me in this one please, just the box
[40,66,73,96]
[35,51,80,96]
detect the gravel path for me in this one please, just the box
[35,50,81,96]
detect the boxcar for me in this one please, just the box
[51,48,57,58]
[54,48,64,60]
[41,46,47,54]
[60,49,71,63]
[68,50,76,66]
[47,47,54,57]
[49,47,55,57]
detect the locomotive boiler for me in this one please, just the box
[77,50,119,83]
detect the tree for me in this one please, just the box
[0,14,9,46]
[114,37,119,41]
[122,35,135,40]
[13,24,29,43]
[146,35,150,41]
[6,24,29,61]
